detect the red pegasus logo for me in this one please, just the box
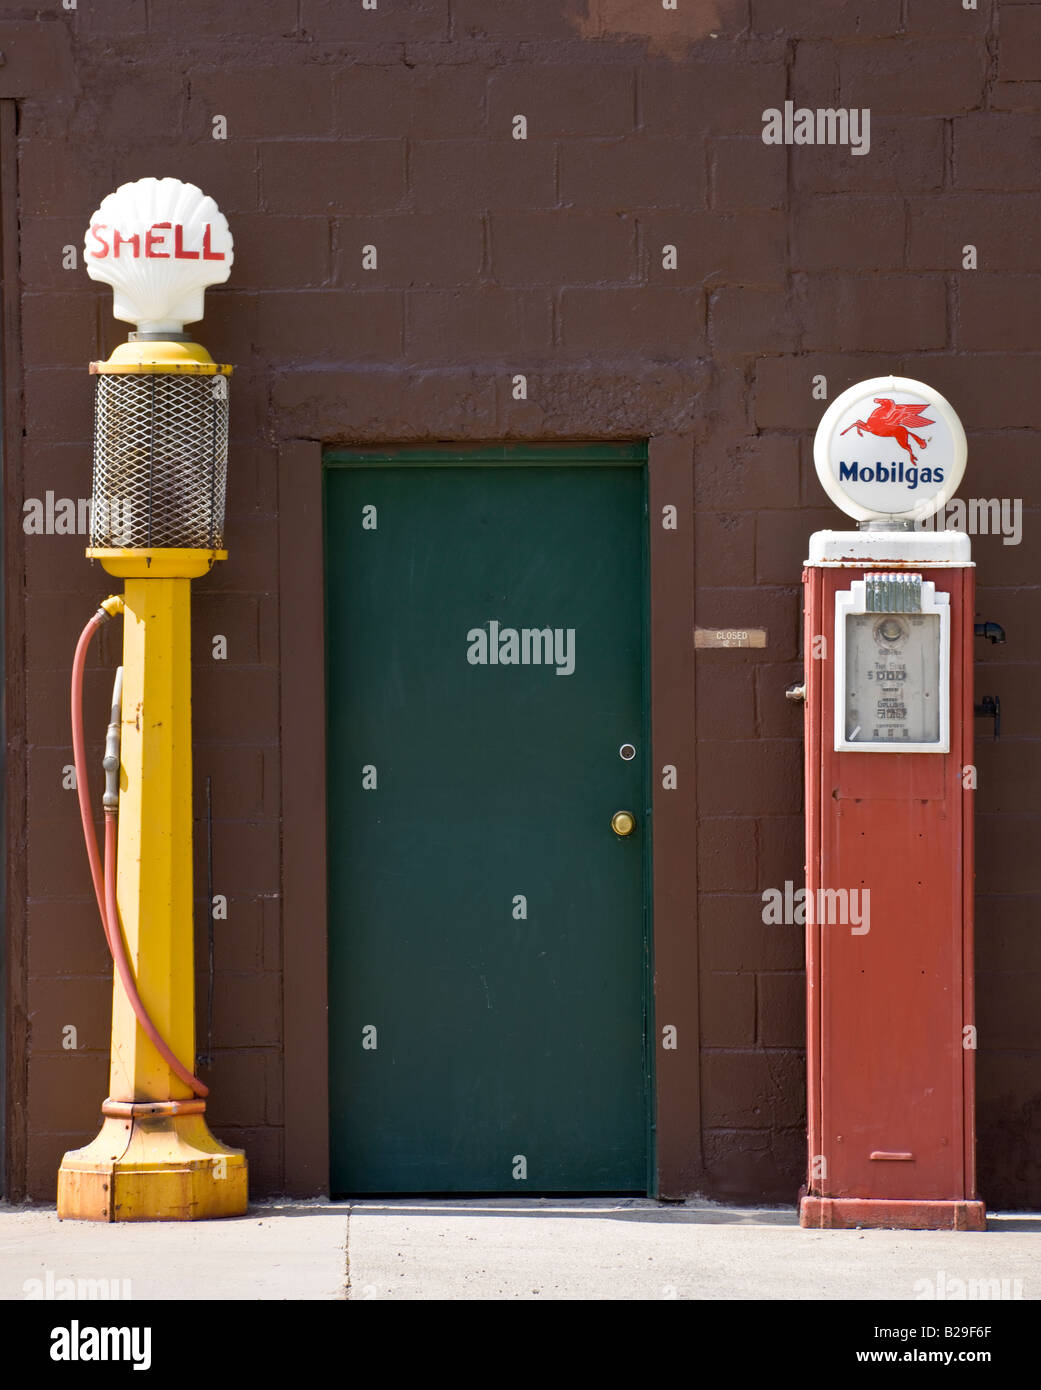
[840,398,934,464]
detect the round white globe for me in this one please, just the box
[813,376,967,523]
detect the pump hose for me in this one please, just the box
[72,605,209,1100]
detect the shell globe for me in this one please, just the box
[84,177,234,334]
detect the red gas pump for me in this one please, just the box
[799,377,986,1231]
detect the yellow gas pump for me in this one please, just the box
[57,179,248,1220]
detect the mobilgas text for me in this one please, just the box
[838,460,944,492]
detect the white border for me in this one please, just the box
[833,579,950,753]
[814,376,967,523]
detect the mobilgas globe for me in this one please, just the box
[814,376,967,523]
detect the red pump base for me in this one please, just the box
[800,1195,987,1231]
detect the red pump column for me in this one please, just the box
[800,533,984,1231]
[799,377,985,1232]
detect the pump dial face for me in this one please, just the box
[844,613,941,745]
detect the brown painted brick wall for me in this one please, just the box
[3,1,1039,1212]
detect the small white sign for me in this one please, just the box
[84,177,233,334]
[814,376,967,523]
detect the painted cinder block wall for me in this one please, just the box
[2,1,1039,1206]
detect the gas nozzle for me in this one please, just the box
[102,667,123,811]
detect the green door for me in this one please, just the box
[325,446,651,1194]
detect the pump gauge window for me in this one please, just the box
[834,577,950,753]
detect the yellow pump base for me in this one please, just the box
[58,1115,247,1222]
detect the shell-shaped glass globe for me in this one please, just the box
[84,177,234,334]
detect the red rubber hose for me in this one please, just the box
[73,609,208,1099]
[71,615,107,926]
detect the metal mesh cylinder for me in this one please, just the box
[90,372,229,550]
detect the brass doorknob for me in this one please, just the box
[611,810,636,837]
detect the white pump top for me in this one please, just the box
[806,529,973,568]
[84,177,234,335]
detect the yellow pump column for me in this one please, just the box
[58,553,247,1221]
[111,576,196,1104]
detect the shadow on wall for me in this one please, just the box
[977,1081,1041,1213]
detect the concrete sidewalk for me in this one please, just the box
[1,1199,1038,1301]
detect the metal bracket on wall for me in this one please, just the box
[974,695,1001,741]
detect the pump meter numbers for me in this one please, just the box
[844,613,941,745]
